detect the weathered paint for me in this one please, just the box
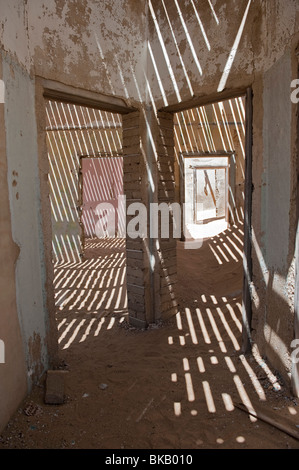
[3,54,49,386]
[0,0,299,434]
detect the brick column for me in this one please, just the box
[122,110,152,328]
[122,109,178,327]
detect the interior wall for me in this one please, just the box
[251,46,296,381]
[81,157,124,239]
[148,0,298,107]
[0,0,299,434]
[2,52,50,384]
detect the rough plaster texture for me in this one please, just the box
[148,0,298,108]
[0,1,31,73]
[0,0,148,103]
[148,0,255,106]
[0,55,27,434]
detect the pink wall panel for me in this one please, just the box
[81,157,124,238]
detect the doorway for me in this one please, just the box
[45,99,128,349]
[180,152,235,241]
[79,155,125,247]
[194,166,227,224]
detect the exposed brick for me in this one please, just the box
[122,135,141,147]
[160,274,178,287]
[126,265,145,278]
[45,370,68,405]
[157,117,174,129]
[157,111,174,122]
[156,144,174,156]
[123,127,141,138]
[127,275,144,287]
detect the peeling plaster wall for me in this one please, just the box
[0,1,31,73]
[3,53,49,385]
[148,0,298,107]
[0,0,148,104]
[148,0,255,106]
[256,48,294,378]
[0,0,299,434]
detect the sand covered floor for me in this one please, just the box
[1,225,299,450]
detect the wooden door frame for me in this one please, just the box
[174,89,253,354]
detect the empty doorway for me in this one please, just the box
[45,99,128,350]
[174,92,251,354]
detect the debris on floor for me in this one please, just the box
[23,402,43,417]
[44,370,68,405]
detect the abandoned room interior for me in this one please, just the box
[0,0,299,450]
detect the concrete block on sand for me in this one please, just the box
[45,370,68,405]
